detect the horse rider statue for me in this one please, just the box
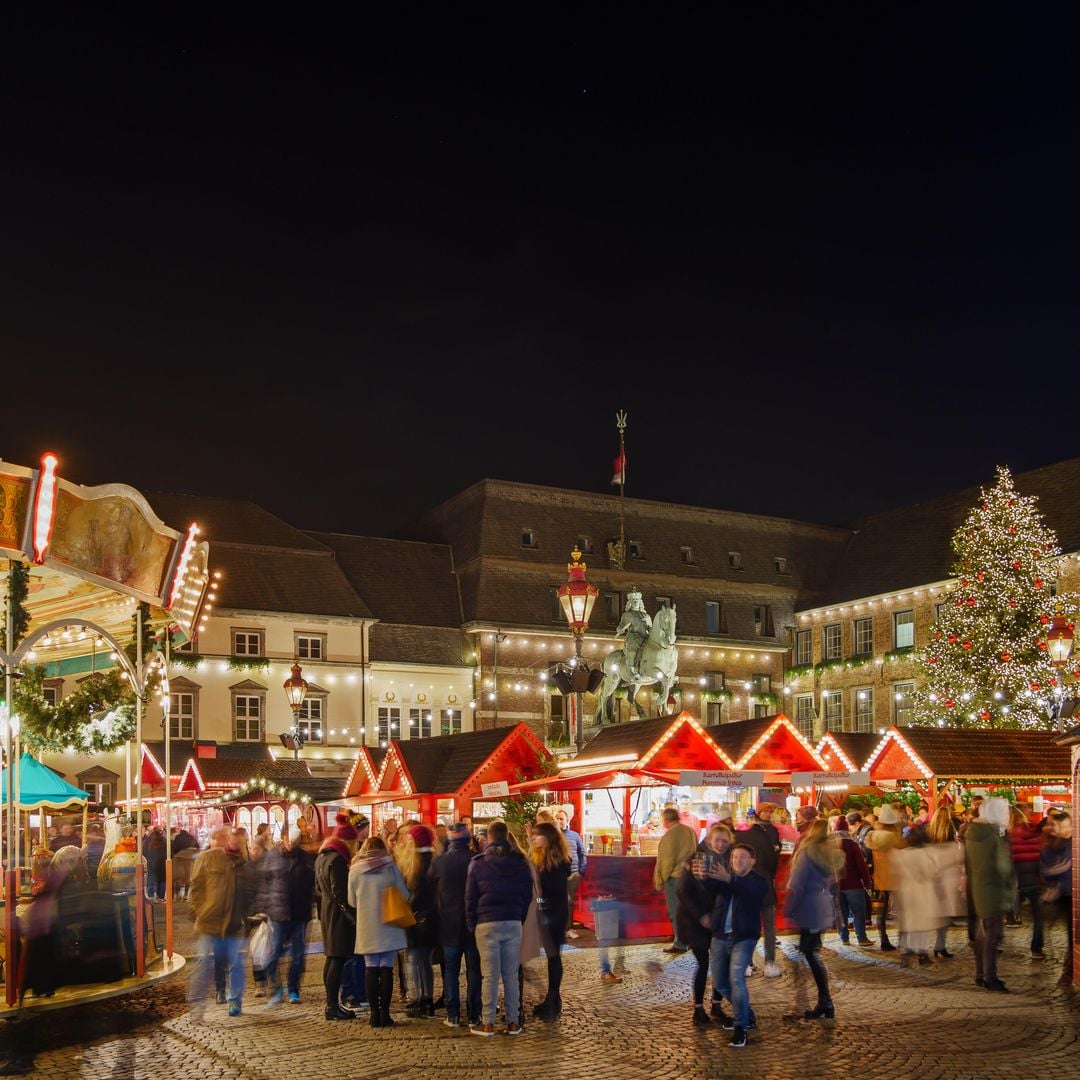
[614,589,652,682]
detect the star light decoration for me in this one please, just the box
[911,466,1079,730]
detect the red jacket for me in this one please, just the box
[1009,823,1041,891]
[836,836,873,891]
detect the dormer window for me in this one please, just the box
[728,552,742,570]
[577,535,593,554]
[521,529,538,548]
[628,540,643,559]
[681,546,694,564]
[774,556,788,574]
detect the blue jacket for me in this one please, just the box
[464,842,534,931]
[561,827,588,874]
[705,868,768,943]
[784,843,843,931]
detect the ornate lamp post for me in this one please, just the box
[281,661,308,761]
[1046,605,1079,724]
[556,547,599,751]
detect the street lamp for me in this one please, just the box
[1044,605,1080,724]
[556,547,601,751]
[281,661,308,760]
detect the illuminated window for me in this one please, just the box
[894,610,915,649]
[854,687,874,733]
[169,691,196,740]
[795,694,816,738]
[854,617,873,656]
[823,690,843,732]
[893,681,915,725]
[409,707,433,739]
[233,694,263,741]
[795,629,812,666]
[823,623,842,661]
[298,696,324,742]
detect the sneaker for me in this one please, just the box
[254,986,266,998]
[1031,951,1047,960]
[216,990,227,1005]
[443,1017,461,1028]
[663,944,688,954]
[600,971,623,984]
[265,989,284,1007]
[566,930,580,939]
[506,1023,523,1036]
[728,1027,747,1048]
[764,962,782,978]
[288,991,301,1004]
[839,936,850,945]
[858,939,875,948]
[228,1003,242,1017]
[470,1023,495,1037]
[745,964,755,977]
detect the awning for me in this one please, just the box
[511,767,680,793]
[1,752,91,810]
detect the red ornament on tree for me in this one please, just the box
[966,597,977,606]
[961,641,972,649]
[1030,682,1041,692]
[979,710,991,720]
[948,634,957,644]
[1038,641,1048,651]
[1008,600,1017,608]
[1012,560,1022,570]
[1039,614,1051,625]
[944,699,955,709]
[1034,579,1044,589]
[1000,651,1012,662]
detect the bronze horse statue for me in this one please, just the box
[594,604,679,724]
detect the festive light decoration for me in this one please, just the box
[637,714,735,769]
[31,452,59,564]
[911,466,1079,730]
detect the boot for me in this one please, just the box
[366,969,382,1029]
[379,969,397,1027]
[404,996,425,1019]
[880,935,897,951]
[425,996,436,1018]
[535,992,561,1022]
[803,1000,835,1020]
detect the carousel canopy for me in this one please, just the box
[1,752,90,810]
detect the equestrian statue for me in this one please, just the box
[594,591,679,724]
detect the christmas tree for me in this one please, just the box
[911,465,1078,730]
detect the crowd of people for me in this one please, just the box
[182,807,588,1038]
[652,793,1074,1049]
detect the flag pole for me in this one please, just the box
[616,410,628,566]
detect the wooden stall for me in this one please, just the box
[863,725,1072,816]
[338,723,552,828]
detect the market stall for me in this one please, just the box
[512,712,736,937]
[815,731,882,775]
[339,723,551,829]
[863,725,1072,816]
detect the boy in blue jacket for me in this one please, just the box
[701,842,768,1048]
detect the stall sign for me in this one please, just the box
[471,801,504,819]
[680,770,765,788]
[790,771,870,787]
[480,780,510,798]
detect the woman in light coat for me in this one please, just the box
[348,837,411,1028]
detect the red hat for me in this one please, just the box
[403,823,435,849]
[332,811,358,842]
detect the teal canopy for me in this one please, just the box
[0,752,91,810]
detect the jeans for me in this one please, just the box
[974,914,1004,983]
[364,949,398,968]
[341,954,366,1003]
[475,920,522,1027]
[599,940,624,974]
[268,919,308,994]
[838,889,870,942]
[566,872,583,930]
[663,877,685,947]
[1016,886,1044,953]
[189,934,245,1006]
[405,946,435,1001]
[709,934,756,1028]
[442,940,482,1022]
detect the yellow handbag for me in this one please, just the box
[381,884,416,928]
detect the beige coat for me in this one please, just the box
[653,823,698,890]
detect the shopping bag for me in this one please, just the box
[381,885,416,928]
[249,918,274,970]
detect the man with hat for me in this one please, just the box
[739,803,783,977]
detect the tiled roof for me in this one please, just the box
[575,716,676,763]
[308,533,462,628]
[891,727,1070,779]
[143,740,270,767]
[187,757,314,786]
[704,717,778,764]
[816,732,882,772]
[807,457,1080,609]
[393,727,525,794]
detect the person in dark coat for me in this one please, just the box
[528,822,571,1021]
[1009,805,1044,957]
[82,822,107,882]
[314,812,360,1020]
[145,828,167,900]
[396,822,439,1018]
[833,817,873,946]
[430,821,482,1027]
[259,825,317,1004]
[676,831,724,1026]
[741,803,783,975]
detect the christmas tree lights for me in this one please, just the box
[912,466,1078,730]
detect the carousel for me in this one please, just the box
[0,453,211,1014]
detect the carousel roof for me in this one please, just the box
[1,753,90,810]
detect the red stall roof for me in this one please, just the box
[706,714,826,774]
[815,732,883,773]
[567,712,734,772]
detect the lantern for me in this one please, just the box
[556,547,598,635]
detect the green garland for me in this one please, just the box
[0,561,31,651]
[170,653,272,673]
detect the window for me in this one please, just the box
[935,602,946,623]
[169,691,196,740]
[377,707,400,746]
[703,671,725,691]
[409,707,433,738]
[823,623,842,660]
[549,586,564,623]
[441,708,463,736]
[822,690,843,732]
[297,696,324,743]
[655,595,671,609]
[854,687,874,733]
[576,535,592,554]
[680,546,694,564]
[893,682,915,725]
[233,694,263,741]
[795,694,816,738]
[521,529,538,548]
[706,600,726,634]
[604,592,622,623]
[754,605,774,637]
[628,540,643,559]
[549,694,565,735]
[42,679,63,706]
[728,552,742,570]
[751,673,772,719]
[232,629,263,656]
[174,636,195,654]
[296,633,325,661]
[894,609,915,649]
[84,782,113,805]
[774,556,788,574]
[854,617,873,656]
[705,697,725,725]
[795,629,812,666]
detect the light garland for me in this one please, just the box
[815,733,857,771]
[638,714,736,769]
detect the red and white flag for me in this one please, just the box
[611,448,627,487]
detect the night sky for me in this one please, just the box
[3,10,1079,538]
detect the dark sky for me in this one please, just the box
[3,9,1079,537]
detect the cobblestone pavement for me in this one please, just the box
[3,912,1078,1079]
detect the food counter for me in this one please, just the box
[573,848,798,937]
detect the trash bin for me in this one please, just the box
[591,897,620,941]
